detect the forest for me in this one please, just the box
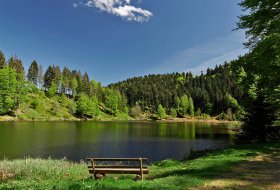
[109,63,243,120]
[0,50,243,121]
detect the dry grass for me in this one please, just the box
[197,147,280,190]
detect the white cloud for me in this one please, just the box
[73,3,78,8]
[145,31,248,75]
[189,48,247,75]
[82,0,152,22]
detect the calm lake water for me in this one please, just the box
[0,121,233,162]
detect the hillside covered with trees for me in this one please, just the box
[0,48,244,121]
[109,63,244,120]
[0,51,129,121]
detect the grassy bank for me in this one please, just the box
[0,114,238,123]
[0,143,279,190]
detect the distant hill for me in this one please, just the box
[109,63,243,118]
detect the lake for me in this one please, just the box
[0,121,233,162]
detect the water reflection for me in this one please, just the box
[0,121,232,162]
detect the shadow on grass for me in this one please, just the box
[68,143,280,190]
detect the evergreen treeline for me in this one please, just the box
[109,63,243,119]
[0,49,243,121]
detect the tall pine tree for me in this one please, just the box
[0,50,6,69]
[27,60,39,85]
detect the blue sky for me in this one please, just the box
[0,0,246,85]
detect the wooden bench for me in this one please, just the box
[87,157,149,180]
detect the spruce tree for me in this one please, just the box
[82,72,90,95]
[27,60,39,85]
[38,65,44,90]
[8,56,24,79]
[44,66,55,90]
[0,50,6,69]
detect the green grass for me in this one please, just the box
[0,143,279,190]
[3,92,132,122]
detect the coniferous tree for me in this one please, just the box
[53,66,61,86]
[27,60,39,85]
[0,50,6,69]
[38,65,44,90]
[8,56,24,79]
[81,72,90,95]
[44,66,55,90]
[62,67,71,94]
[188,97,194,117]
[71,78,78,97]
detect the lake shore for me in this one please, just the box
[0,142,278,190]
[0,115,239,124]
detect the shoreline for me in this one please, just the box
[0,115,240,124]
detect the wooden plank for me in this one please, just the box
[94,165,148,169]
[87,158,148,161]
[89,168,149,174]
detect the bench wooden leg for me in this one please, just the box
[95,173,105,180]
[134,174,142,181]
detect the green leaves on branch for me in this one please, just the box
[234,0,280,143]
[157,104,166,120]
[76,93,99,118]
[176,94,194,117]
[0,50,6,69]
[0,67,17,115]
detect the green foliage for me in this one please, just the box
[0,143,278,190]
[104,89,120,115]
[195,108,202,116]
[188,97,194,117]
[237,0,280,48]
[205,102,213,115]
[110,64,243,117]
[8,56,24,78]
[76,93,99,118]
[71,78,78,97]
[27,60,39,85]
[130,103,142,118]
[61,66,71,94]
[38,64,44,90]
[170,108,177,118]
[30,98,40,109]
[217,109,236,121]
[47,82,58,97]
[233,0,280,143]
[177,94,189,116]
[0,48,245,121]
[81,72,91,95]
[0,67,17,115]
[0,50,6,69]
[157,104,166,119]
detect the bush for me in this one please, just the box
[170,108,177,118]
[130,104,142,118]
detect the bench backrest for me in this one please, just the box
[87,157,148,179]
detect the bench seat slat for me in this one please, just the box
[88,165,148,169]
[87,158,148,161]
[89,168,149,174]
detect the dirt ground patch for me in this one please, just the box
[196,147,280,190]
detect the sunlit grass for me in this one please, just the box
[0,143,279,190]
